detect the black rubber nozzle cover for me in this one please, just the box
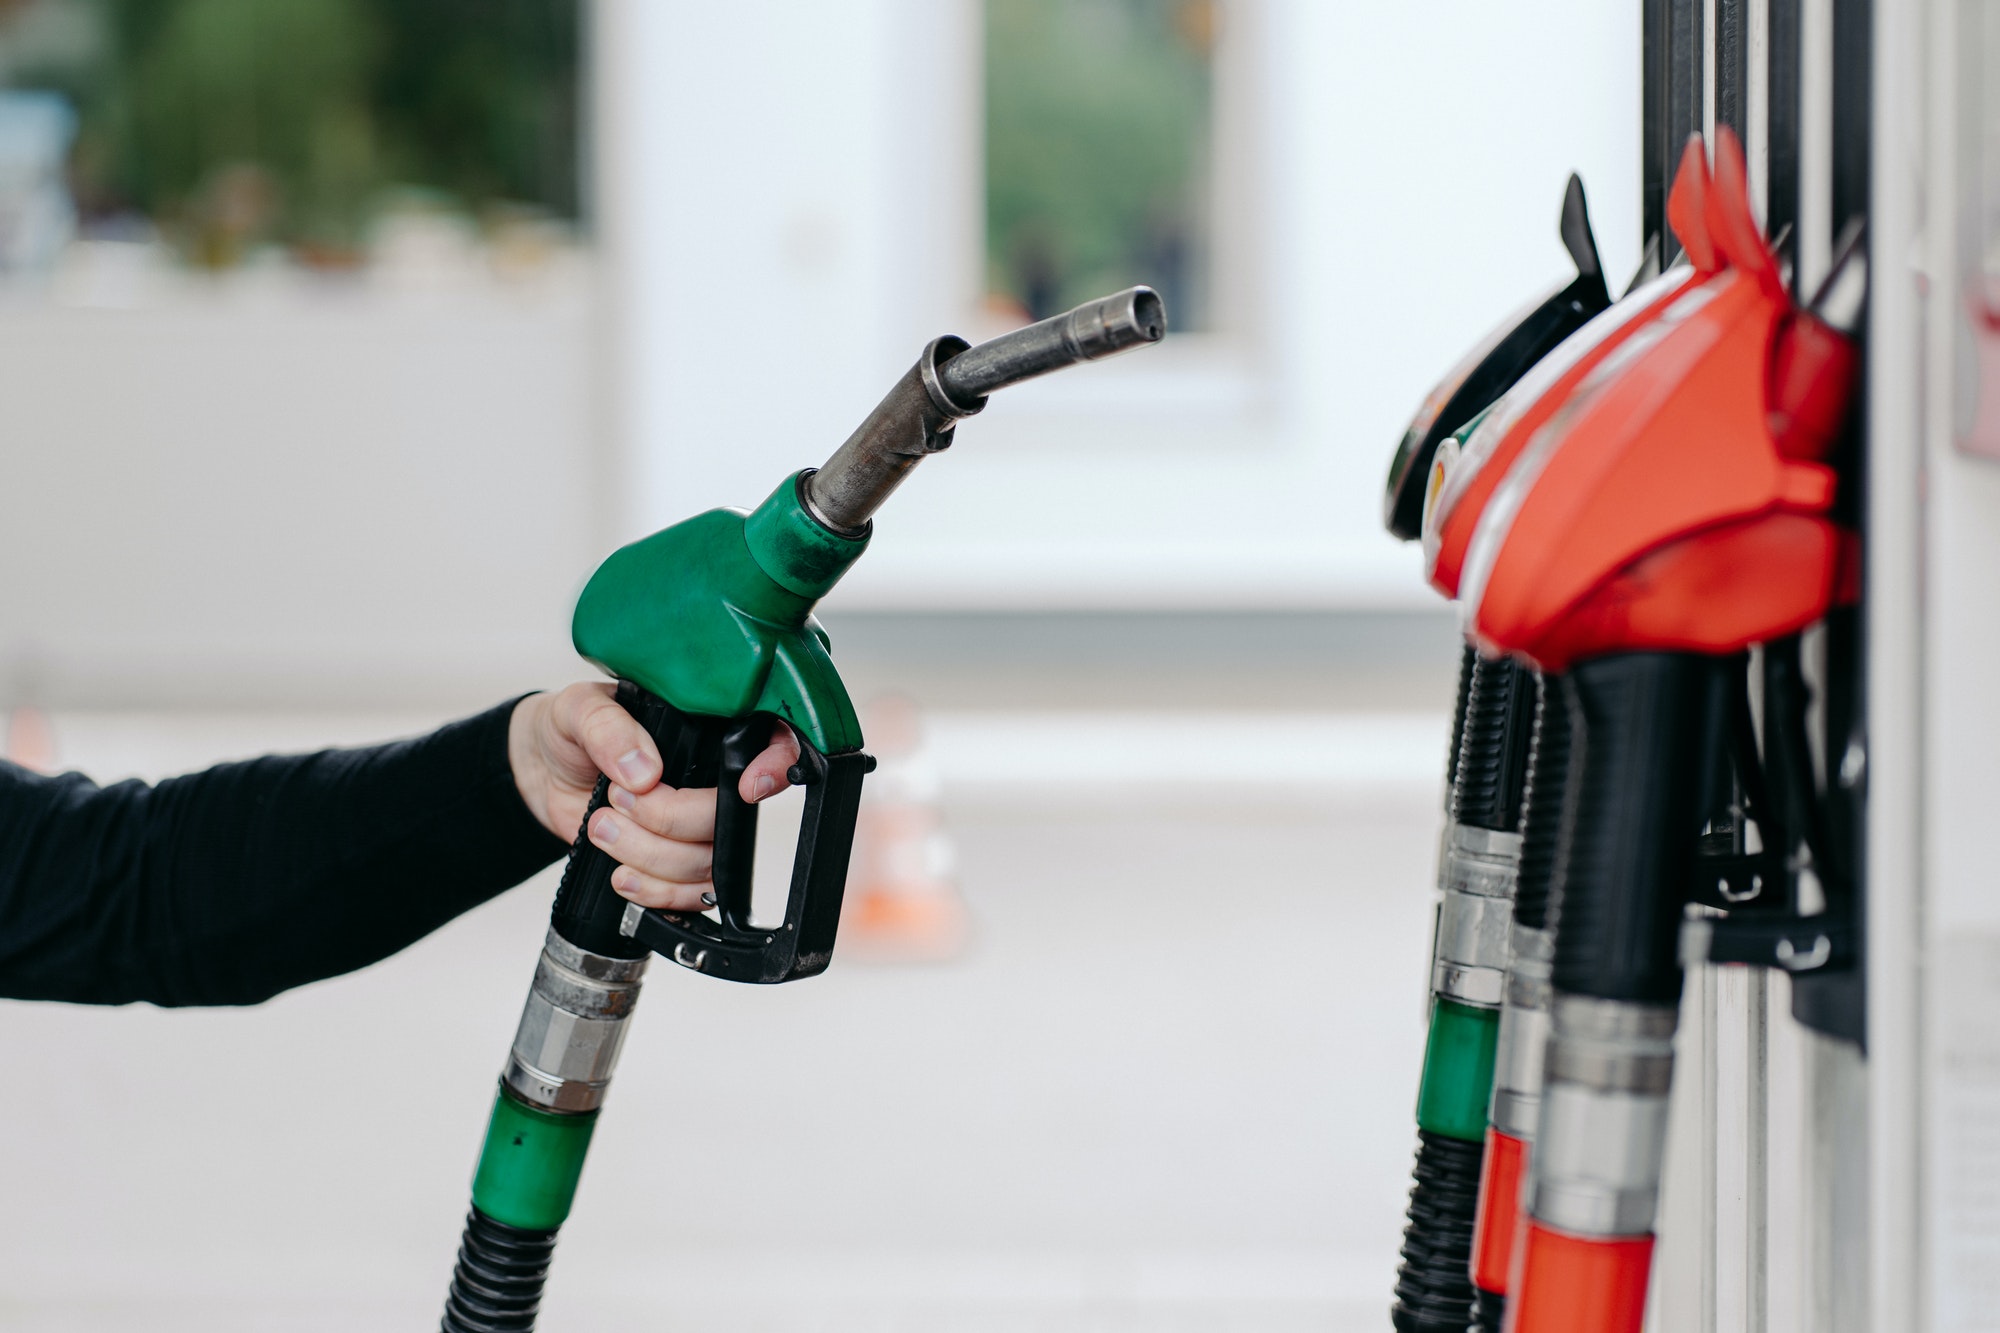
[1445,644,1477,802]
[1391,1130,1485,1332]
[1450,655,1538,833]
[1552,653,1731,1005]
[441,1207,558,1332]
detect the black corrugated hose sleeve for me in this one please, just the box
[1512,674,1574,933]
[1552,654,1731,1004]
[1392,1131,1485,1332]
[1470,1287,1507,1333]
[1450,656,1538,832]
[1446,644,1477,800]
[441,1207,559,1333]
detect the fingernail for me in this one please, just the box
[700,891,717,907]
[615,749,649,785]
[610,867,631,895]
[609,786,635,812]
[751,774,776,802]
[590,812,619,846]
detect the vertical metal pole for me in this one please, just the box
[1748,0,1772,213]
[1704,0,1720,145]
[1797,0,1835,290]
[1702,953,1722,1333]
[1766,0,1802,266]
[1644,0,1670,255]
[1648,0,1706,265]
[1747,968,1771,1331]
[1864,0,1921,1317]
[1744,15,1774,1325]
[1699,7,1720,1320]
[1717,0,1750,144]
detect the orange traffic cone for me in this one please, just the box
[4,706,57,773]
[839,695,969,962]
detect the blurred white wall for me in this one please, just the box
[0,265,599,708]
[0,0,1638,708]
[602,0,1641,610]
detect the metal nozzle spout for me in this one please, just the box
[938,285,1166,405]
[802,286,1167,535]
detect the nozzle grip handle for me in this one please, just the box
[549,681,728,958]
[548,680,874,983]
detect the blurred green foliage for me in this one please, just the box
[0,0,579,265]
[985,0,1212,325]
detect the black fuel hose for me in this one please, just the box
[1392,652,1536,1333]
[1445,644,1476,799]
[1451,656,1537,833]
[1552,654,1728,1003]
[1471,1287,1507,1333]
[1393,1131,1486,1332]
[441,1208,560,1333]
[1512,674,1575,935]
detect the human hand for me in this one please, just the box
[508,684,801,910]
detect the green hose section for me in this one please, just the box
[469,1085,600,1231]
[1414,998,1500,1143]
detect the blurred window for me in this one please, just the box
[0,0,580,270]
[984,0,1215,329]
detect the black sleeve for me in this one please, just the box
[0,698,570,1007]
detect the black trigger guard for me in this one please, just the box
[708,717,774,934]
[628,728,875,984]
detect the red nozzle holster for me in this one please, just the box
[1458,129,1857,672]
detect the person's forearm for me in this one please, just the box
[0,700,567,1007]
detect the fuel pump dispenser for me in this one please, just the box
[1455,129,1863,1333]
[437,287,1165,1333]
[1383,178,1609,1333]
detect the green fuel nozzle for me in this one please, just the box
[439,286,1164,1333]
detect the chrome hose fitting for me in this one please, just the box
[1527,994,1678,1237]
[502,928,649,1114]
[1488,923,1556,1139]
[1432,822,1523,1008]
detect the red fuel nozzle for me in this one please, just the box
[1421,141,1724,600]
[1458,127,1859,673]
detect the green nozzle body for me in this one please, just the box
[570,471,869,753]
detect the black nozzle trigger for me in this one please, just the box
[709,716,775,934]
